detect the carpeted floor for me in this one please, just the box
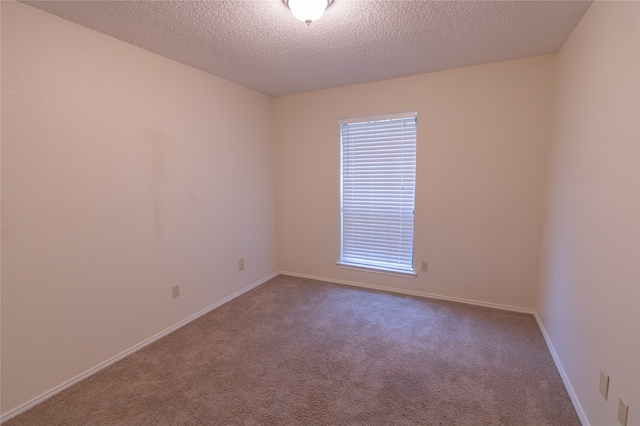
[5,275,580,425]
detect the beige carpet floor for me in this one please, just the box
[6,275,580,425]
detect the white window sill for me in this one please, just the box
[336,262,417,279]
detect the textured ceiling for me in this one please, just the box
[23,0,592,97]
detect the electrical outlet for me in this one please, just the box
[617,397,628,426]
[238,259,244,270]
[599,369,609,400]
[172,285,180,298]
[421,261,428,272]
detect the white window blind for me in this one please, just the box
[339,112,417,275]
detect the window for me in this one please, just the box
[338,112,417,277]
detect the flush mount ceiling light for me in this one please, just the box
[284,0,333,25]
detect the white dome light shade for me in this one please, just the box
[286,0,332,24]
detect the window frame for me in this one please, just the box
[337,111,418,278]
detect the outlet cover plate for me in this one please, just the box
[599,369,609,400]
[618,397,628,426]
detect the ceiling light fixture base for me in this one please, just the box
[284,0,333,25]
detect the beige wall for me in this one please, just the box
[1,2,277,415]
[537,2,639,425]
[274,55,556,310]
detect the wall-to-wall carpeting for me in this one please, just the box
[6,275,579,425]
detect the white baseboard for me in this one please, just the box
[533,312,589,426]
[3,271,587,426]
[0,272,278,424]
[278,270,534,314]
